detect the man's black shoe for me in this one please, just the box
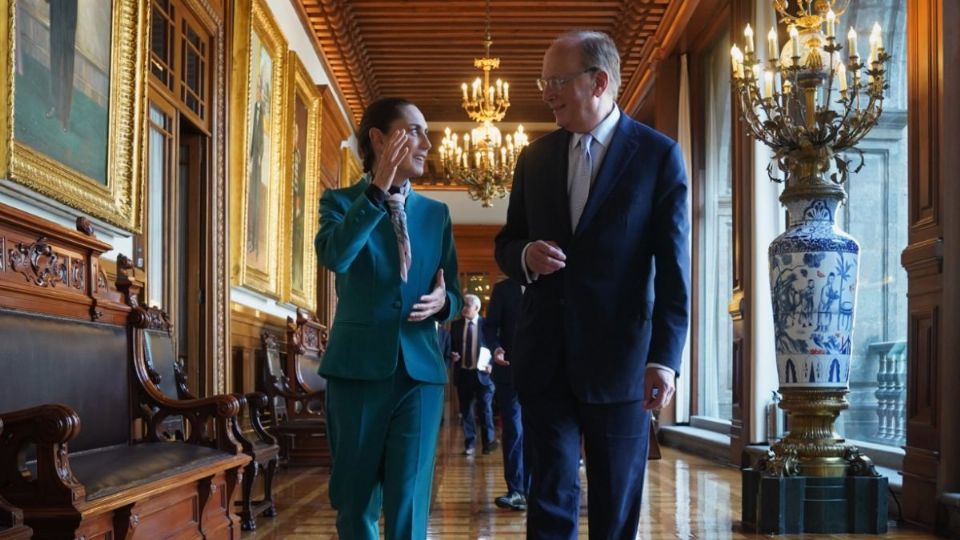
[495,491,527,511]
[482,440,500,454]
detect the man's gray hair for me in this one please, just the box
[557,30,621,100]
[464,294,481,307]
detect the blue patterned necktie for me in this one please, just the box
[570,133,593,230]
[385,182,412,281]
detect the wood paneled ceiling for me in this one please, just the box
[294,0,692,129]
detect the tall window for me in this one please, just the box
[144,0,215,393]
[696,29,734,420]
[835,0,908,449]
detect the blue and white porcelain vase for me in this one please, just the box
[769,196,859,389]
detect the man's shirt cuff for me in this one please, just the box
[646,363,676,377]
[520,242,539,284]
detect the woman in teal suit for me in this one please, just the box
[315,97,462,540]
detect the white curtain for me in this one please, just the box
[675,54,692,424]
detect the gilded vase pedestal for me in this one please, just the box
[742,193,888,534]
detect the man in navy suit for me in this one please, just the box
[449,294,498,456]
[484,278,529,511]
[495,30,689,540]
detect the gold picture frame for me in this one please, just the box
[279,51,321,311]
[229,0,287,295]
[0,0,147,233]
[340,146,363,188]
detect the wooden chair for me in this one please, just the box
[261,329,329,467]
[285,309,329,419]
[139,305,281,531]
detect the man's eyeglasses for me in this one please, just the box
[535,67,599,92]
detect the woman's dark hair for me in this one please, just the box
[358,97,414,172]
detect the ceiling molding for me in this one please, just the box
[619,0,701,116]
[293,0,686,126]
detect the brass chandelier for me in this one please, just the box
[730,0,889,198]
[439,0,528,207]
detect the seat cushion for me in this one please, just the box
[66,443,235,501]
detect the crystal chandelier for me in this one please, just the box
[439,0,528,207]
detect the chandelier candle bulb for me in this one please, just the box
[462,83,468,101]
[731,45,744,79]
[764,70,774,100]
[744,24,755,53]
[848,27,858,60]
[789,25,800,64]
[826,9,836,39]
[503,82,509,101]
[837,62,847,93]
[768,27,778,62]
[869,22,883,65]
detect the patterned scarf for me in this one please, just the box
[385,181,413,281]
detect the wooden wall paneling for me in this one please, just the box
[727,0,755,466]
[452,224,502,280]
[936,0,960,534]
[901,0,947,528]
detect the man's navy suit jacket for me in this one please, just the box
[450,317,494,387]
[494,111,690,404]
[484,278,524,387]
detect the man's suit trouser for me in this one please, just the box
[521,381,651,540]
[326,363,444,540]
[495,377,528,494]
[456,373,495,450]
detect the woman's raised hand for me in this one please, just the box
[372,129,409,192]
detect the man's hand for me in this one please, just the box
[450,351,461,364]
[493,347,509,366]
[371,129,409,192]
[409,269,446,321]
[525,240,566,275]
[643,368,676,411]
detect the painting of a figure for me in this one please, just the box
[290,94,308,294]
[245,34,273,276]
[14,0,111,184]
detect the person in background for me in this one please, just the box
[484,277,530,511]
[316,97,463,540]
[494,30,690,539]
[449,294,498,457]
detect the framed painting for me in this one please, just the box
[340,146,363,188]
[229,0,286,295]
[0,0,147,232]
[279,51,320,311]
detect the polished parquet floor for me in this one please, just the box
[241,409,938,539]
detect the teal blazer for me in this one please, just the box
[315,177,462,384]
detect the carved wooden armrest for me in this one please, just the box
[139,390,243,454]
[0,404,86,506]
[243,392,277,445]
[267,378,323,402]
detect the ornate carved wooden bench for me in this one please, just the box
[0,203,249,539]
[0,422,31,540]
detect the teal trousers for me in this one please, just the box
[325,362,444,540]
